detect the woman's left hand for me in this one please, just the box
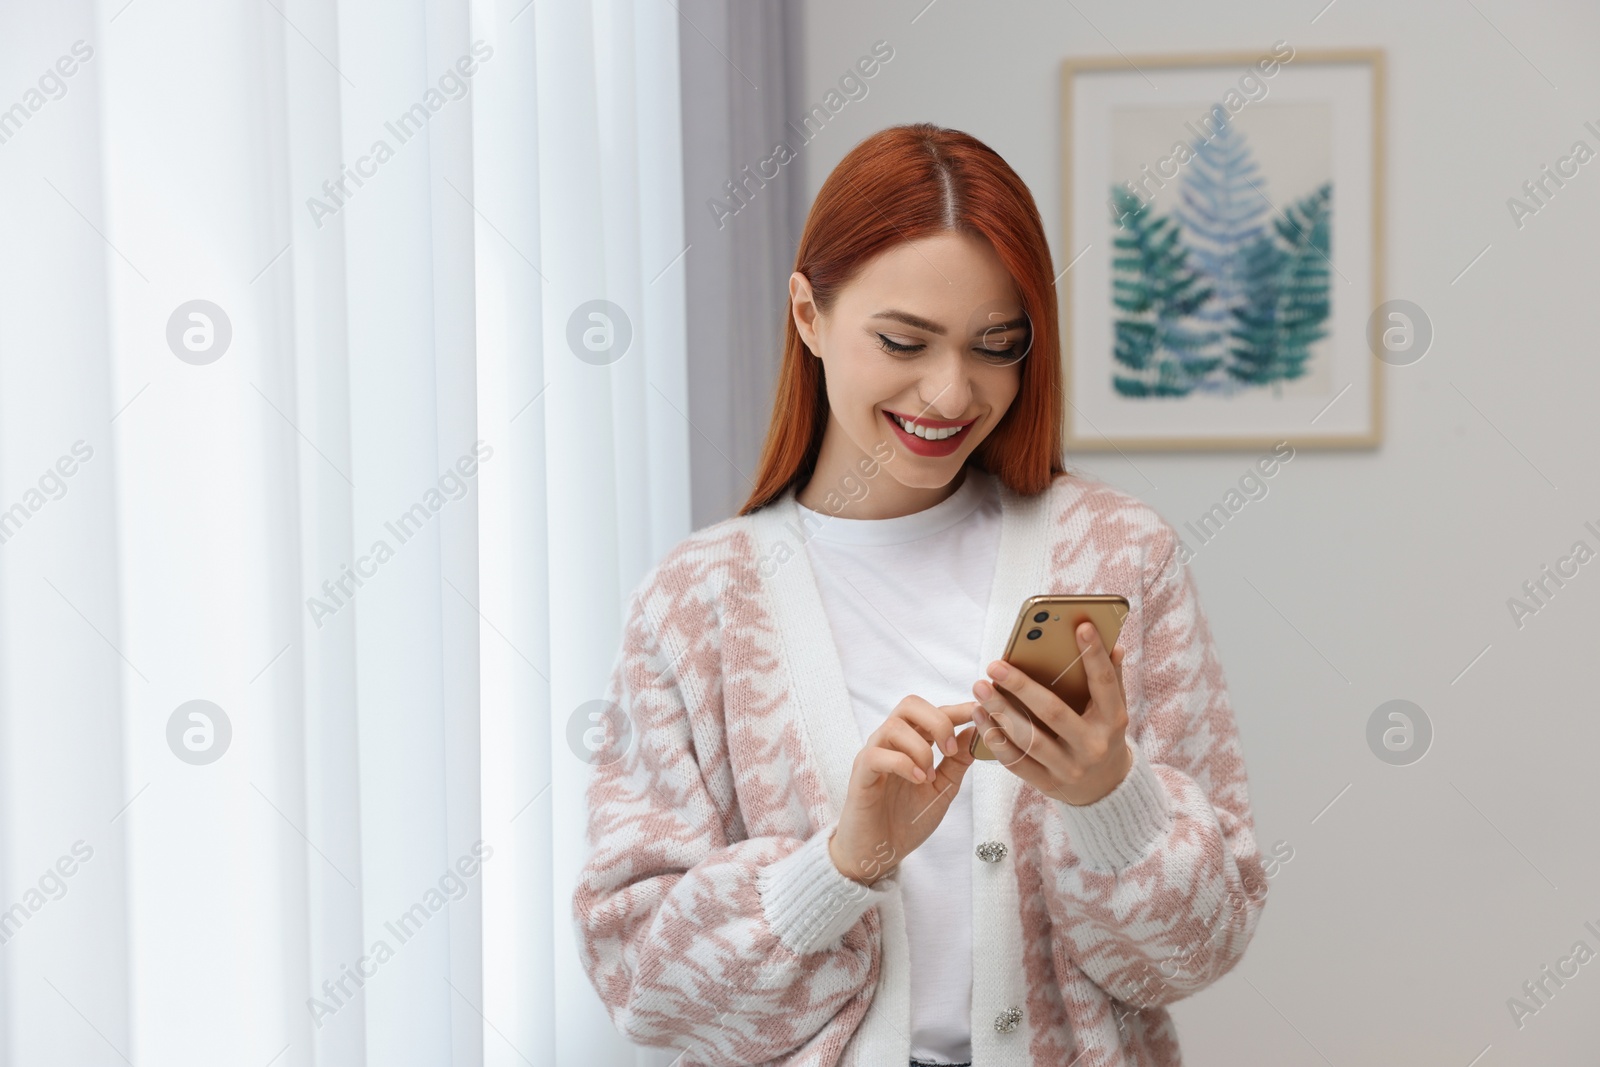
[971,620,1133,806]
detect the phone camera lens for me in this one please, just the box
[1032,611,1049,623]
[1026,628,1043,641]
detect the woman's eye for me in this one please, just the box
[975,331,1029,363]
[874,332,1026,362]
[875,333,923,355]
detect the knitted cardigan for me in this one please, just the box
[572,469,1268,1066]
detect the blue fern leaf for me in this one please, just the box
[1175,110,1270,338]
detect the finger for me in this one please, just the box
[974,669,1080,761]
[984,657,1088,748]
[858,745,925,787]
[1074,623,1127,728]
[891,695,959,756]
[915,739,972,825]
[913,745,974,828]
[971,704,1060,796]
[933,701,977,755]
[872,716,938,779]
[971,694,1066,771]
[970,690,1026,762]
[931,726,978,793]
[937,700,977,728]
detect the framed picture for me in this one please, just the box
[1059,48,1385,451]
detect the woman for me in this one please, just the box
[573,123,1267,1067]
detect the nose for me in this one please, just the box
[917,347,975,420]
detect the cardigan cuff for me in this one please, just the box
[1053,738,1173,871]
[756,823,897,954]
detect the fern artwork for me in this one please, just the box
[1065,51,1380,450]
[1110,109,1332,400]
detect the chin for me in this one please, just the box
[885,457,966,487]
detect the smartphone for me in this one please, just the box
[969,594,1129,760]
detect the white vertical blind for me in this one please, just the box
[476,0,693,1061]
[0,3,131,1064]
[0,0,690,1064]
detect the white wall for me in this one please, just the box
[792,2,1600,1062]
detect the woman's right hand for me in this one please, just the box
[828,696,978,886]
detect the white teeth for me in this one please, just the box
[891,413,966,440]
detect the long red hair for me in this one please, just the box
[738,123,1068,515]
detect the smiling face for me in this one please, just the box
[790,229,1028,518]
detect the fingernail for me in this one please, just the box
[943,735,956,755]
[989,660,1010,680]
[1077,623,1094,645]
[913,766,926,782]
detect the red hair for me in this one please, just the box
[739,123,1067,515]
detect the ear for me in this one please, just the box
[790,271,822,356]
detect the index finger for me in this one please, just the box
[937,700,977,727]
[984,658,1089,749]
[889,694,961,754]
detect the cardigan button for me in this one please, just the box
[975,840,1008,863]
[993,1005,1023,1033]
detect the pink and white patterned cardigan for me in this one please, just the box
[573,470,1268,1066]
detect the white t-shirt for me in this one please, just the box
[796,464,1002,1067]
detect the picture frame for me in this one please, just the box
[1059,48,1386,451]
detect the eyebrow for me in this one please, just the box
[870,309,1029,336]
[871,309,947,335]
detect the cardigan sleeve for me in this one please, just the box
[572,588,893,1063]
[1030,522,1269,1009]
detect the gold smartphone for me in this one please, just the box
[969,594,1129,760]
